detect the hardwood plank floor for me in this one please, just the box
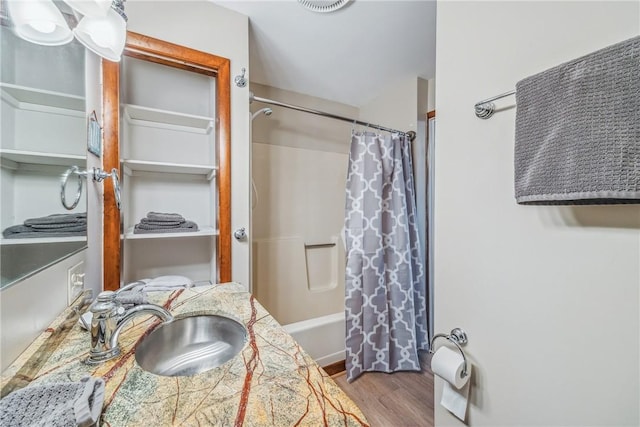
[332,352,434,427]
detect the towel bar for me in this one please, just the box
[474,90,516,119]
[304,243,336,249]
[429,327,469,377]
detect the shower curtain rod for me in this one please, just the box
[250,92,416,142]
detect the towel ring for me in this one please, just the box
[61,165,86,210]
[429,327,469,378]
[61,166,122,211]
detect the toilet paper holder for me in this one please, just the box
[429,327,469,377]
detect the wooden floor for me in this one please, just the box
[332,352,434,427]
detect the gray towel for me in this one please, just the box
[514,36,640,205]
[139,218,184,227]
[2,213,87,238]
[133,220,198,234]
[134,222,183,230]
[0,376,105,427]
[114,290,148,306]
[146,212,185,222]
[2,224,87,239]
[24,213,87,227]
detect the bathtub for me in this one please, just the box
[283,311,345,367]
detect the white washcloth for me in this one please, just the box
[131,275,194,292]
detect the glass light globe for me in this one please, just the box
[73,7,126,62]
[8,0,73,46]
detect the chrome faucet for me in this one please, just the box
[86,285,173,364]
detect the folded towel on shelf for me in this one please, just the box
[24,213,86,227]
[0,376,105,427]
[514,35,640,205]
[28,223,87,231]
[133,220,198,234]
[2,213,88,239]
[146,212,185,223]
[139,218,184,227]
[2,224,87,239]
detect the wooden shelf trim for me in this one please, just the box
[102,31,232,291]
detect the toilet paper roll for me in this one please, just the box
[430,346,470,389]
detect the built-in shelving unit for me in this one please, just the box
[118,54,218,284]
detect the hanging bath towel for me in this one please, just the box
[514,35,640,204]
[344,132,428,382]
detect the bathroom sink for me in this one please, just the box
[135,315,247,377]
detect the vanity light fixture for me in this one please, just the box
[7,0,73,46]
[72,0,126,62]
[297,0,351,13]
[6,0,127,62]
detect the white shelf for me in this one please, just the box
[124,104,214,134]
[1,235,87,245]
[0,149,85,168]
[122,159,217,178]
[124,226,218,240]
[0,82,84,115]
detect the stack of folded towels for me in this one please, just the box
[2,213,87,239]
[133,212,198,234]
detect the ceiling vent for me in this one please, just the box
[297,0,351,13]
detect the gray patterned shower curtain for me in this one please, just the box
[344,132,427,382]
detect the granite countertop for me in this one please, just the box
[1,283,368,426]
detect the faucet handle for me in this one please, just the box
[90,291,119,315]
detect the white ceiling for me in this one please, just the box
[214,0,437,107]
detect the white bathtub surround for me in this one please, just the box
[344,132,427,382]
[251,85,354,328]
[284,312,346,367]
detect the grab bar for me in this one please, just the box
[304,243,336,249]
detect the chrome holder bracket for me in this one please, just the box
[61,166,121,211]
[474,102,495,119]
[234,67,247,88]
[429,327,469,377]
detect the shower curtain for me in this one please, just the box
[344,132,427,382]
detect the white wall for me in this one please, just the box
[358,76,426,133]
[1,250,86,371]
[85,52,103,297]
[435,2,639,426]
[124,0,251,288]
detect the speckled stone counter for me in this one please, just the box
[1,283,368,426]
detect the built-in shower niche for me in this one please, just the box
[304,238,340,292]
[252,236,344,326]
